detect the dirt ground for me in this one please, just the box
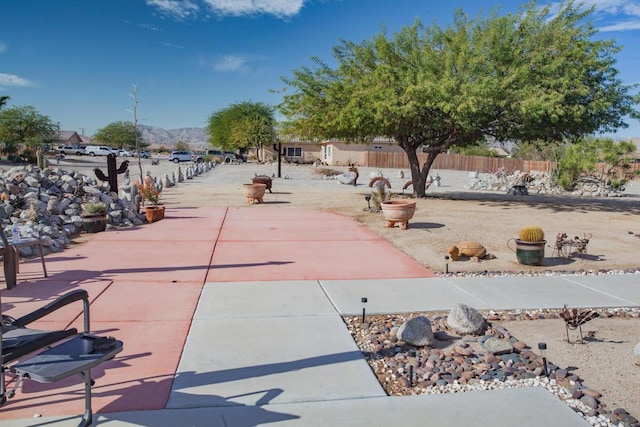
[62,157,640,419]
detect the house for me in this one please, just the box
[258,136,402,166]
[58,131,84,147]
[320,137,401,166]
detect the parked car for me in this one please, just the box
[85,145,117,156]
[56,145,85,155]
[118,149,134,157]
[168,150,202,163]
[137,150,151,158]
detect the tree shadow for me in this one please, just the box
[427,191,640,215]
[408,222,445,230]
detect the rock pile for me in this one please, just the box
[464,170,627,197]
[0,161,216,257]
[345,305,640,427]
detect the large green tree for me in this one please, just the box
[207,101,276,162]
[94,121,144,149]
[0,105,58,156]
[279,2,638,196]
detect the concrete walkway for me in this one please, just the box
[2,206,638,426]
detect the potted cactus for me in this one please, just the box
[81,201,108,233]
[508,225,546,266]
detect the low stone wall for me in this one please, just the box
[0,161,216,257]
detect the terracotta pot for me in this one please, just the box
[82,214,107,233]
[145,205,165,223]
[380,200,416,230]
[242,183,267,204]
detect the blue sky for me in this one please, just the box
[1,0,639,139]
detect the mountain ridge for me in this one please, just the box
[139,125,208,149]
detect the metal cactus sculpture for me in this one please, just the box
[94,153,129,192]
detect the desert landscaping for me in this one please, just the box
[6,155,640,424]
[160,158,640,424]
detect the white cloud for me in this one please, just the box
[599,19,640,31]
[212,55,249,71]
[547,0,640,31]
[146,0,200,20]
[161,42,186,48]
[0,41,6,53]
[147,0,305,20]
[202,0,304,18]
[0,73,34,87]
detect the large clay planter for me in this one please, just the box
[380,200,416,230]
[145,206,165,223]
[242,183,267,204]
[82,214,107,233]
[508,238,546,266]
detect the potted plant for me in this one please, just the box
[136,176,165,223]
[241,183,267,204]
[81,201,108,233]
[508,225,546,266]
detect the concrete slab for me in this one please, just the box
[196,281,337,319]
[558,274,640,306]
[89,280,203,322]
[43,240,215,283]
[320,278,483,315]
[167,315,385,409]
[219,214,378,242]
[208,239,432,282]
[3,387,588,426]
[446,275,633,310]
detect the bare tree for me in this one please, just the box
[127,84,144,183]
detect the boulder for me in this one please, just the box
[396,316,434,347]
[481,337,513,355]
[447,304,485,335]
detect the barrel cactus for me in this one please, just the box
[519,225,545,242]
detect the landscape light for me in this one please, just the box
[361,297,368,324]
[408,349,417,386]
[538,342,548,376]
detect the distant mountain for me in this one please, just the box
[139,125,208,149]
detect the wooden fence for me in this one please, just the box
[365,152,557,173]
[365,151,640,178]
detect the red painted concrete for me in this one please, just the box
[0,206,433,421]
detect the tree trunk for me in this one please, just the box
[403,147,440,197]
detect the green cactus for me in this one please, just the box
[519,225,545,242]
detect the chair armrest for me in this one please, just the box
[12,290,89,327]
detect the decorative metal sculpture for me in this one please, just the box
[559,304,599,344]
[94,153,129,192]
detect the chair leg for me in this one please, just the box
[3,248,18,290]
[38,242,47,277]
[79,368,93,427]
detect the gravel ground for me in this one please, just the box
[57,155,640,425]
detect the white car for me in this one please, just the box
[118,150,134,157]
[85,145,118,156]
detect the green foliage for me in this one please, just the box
[279,2,638,197]
[510,140,564,161]
[94,121,144,149]
[0,96,10,109]
[450,140,499,157]
[81,201,107,216]
[175,141,189,151]
[370,183,392,211]
[0,105,58,156]
[553,137,635,190]
[207,101,276,161]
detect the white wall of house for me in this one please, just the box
[322,139,402,166]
